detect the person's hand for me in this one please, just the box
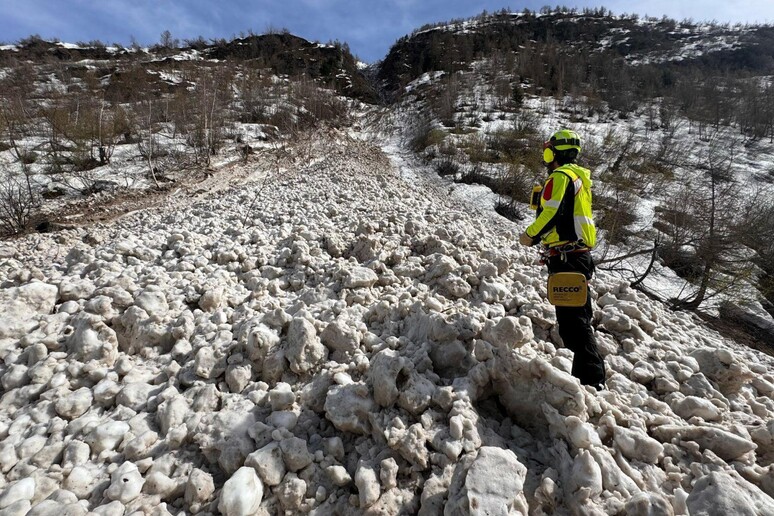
[519,232,535,246]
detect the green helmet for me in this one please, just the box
[543,129,581,164]
[550,129,581,152]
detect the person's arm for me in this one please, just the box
[525,172,571,240]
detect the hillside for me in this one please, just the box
[2,8,774,515]
[0,34,377,103]
[374,9,774,326]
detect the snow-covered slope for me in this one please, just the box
[1,131,774,515]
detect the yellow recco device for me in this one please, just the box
[529,184,542,210]
[547,272,588,307]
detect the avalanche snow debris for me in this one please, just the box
[1,134,774,514]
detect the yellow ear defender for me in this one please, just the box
[543,146,555,164]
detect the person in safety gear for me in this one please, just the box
[518,129,606,389]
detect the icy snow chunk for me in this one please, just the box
[218,467,263,516]
[243,321,280,367]
[2,364,29,390]
[543,409,602,450]
[198,287,224,312]
[124,430,159,460]
[0,500,31,515]
[690,347,753,394]
[482,316,533,349]
[225,363,252,393]
[630,360,657,384]
[280,436,313,472]
[492,354,587,432]
[673,395,722,421]
[116,382,158,411]
[105,462,144,503]
[16,434,45,461]
[66,313,119,366]
[569,448,603,503]
[269,382,295,411]
[438,273,472,298]
[276,473,306,511]
[134,287,169,317]
[144,471,183,498]
[245,442,285,486]
[62,441,90,468]
[195,401,257,474]
[750,376,774,398]
[194,345,226,380]
[54,387,93,419]
[63,465,93,499]
[97,285,134,309]
[115,305,171,354]
[58,278,96,302]
[326,465,352,486]
[425,254,456,280]
[320,319,361,358]
[324,383,374,435]
[385,420,429,469]
[624,492,673,515]
[93,378,121,406]
[343,267,378,288]
[184,469,215,509]
[652,424,756,461]
[477,278,510,303]
[687,471,774,515]
[446,447,528,515]
[286,317,327,374]
[0,282,58,339]
[355,462,380,508]
[613,426,664,464]
[0,477,35,509]
[158,396,189,436]
[86,421,131,454]
[380,457,399,490]
[397,369,436,415]
[370,348,405,407]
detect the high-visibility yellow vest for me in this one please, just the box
[525,163,596,248]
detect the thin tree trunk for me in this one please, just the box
[147,101,160,189]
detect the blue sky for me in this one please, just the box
[2,1,773,62]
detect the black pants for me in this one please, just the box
[547,252,606,387]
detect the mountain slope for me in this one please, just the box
[0,33,378,103]
[377,9,774,113]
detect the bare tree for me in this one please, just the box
[0,176,37,235]
[139,98,161,188]
[663,131,756,309]
[0,67,39,232]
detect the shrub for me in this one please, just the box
[19,151,38,165]
[0,177,37,237]
[410,123,446,153]
[495,163,535,205]
[458,164,498,188]
[512,110,540,136]
[659,244,703,281]
[494,198,524,221]
[463,135,495,163]
[436,158,459,177]
[595,192,638,244]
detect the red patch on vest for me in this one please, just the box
[543,178,554,200]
